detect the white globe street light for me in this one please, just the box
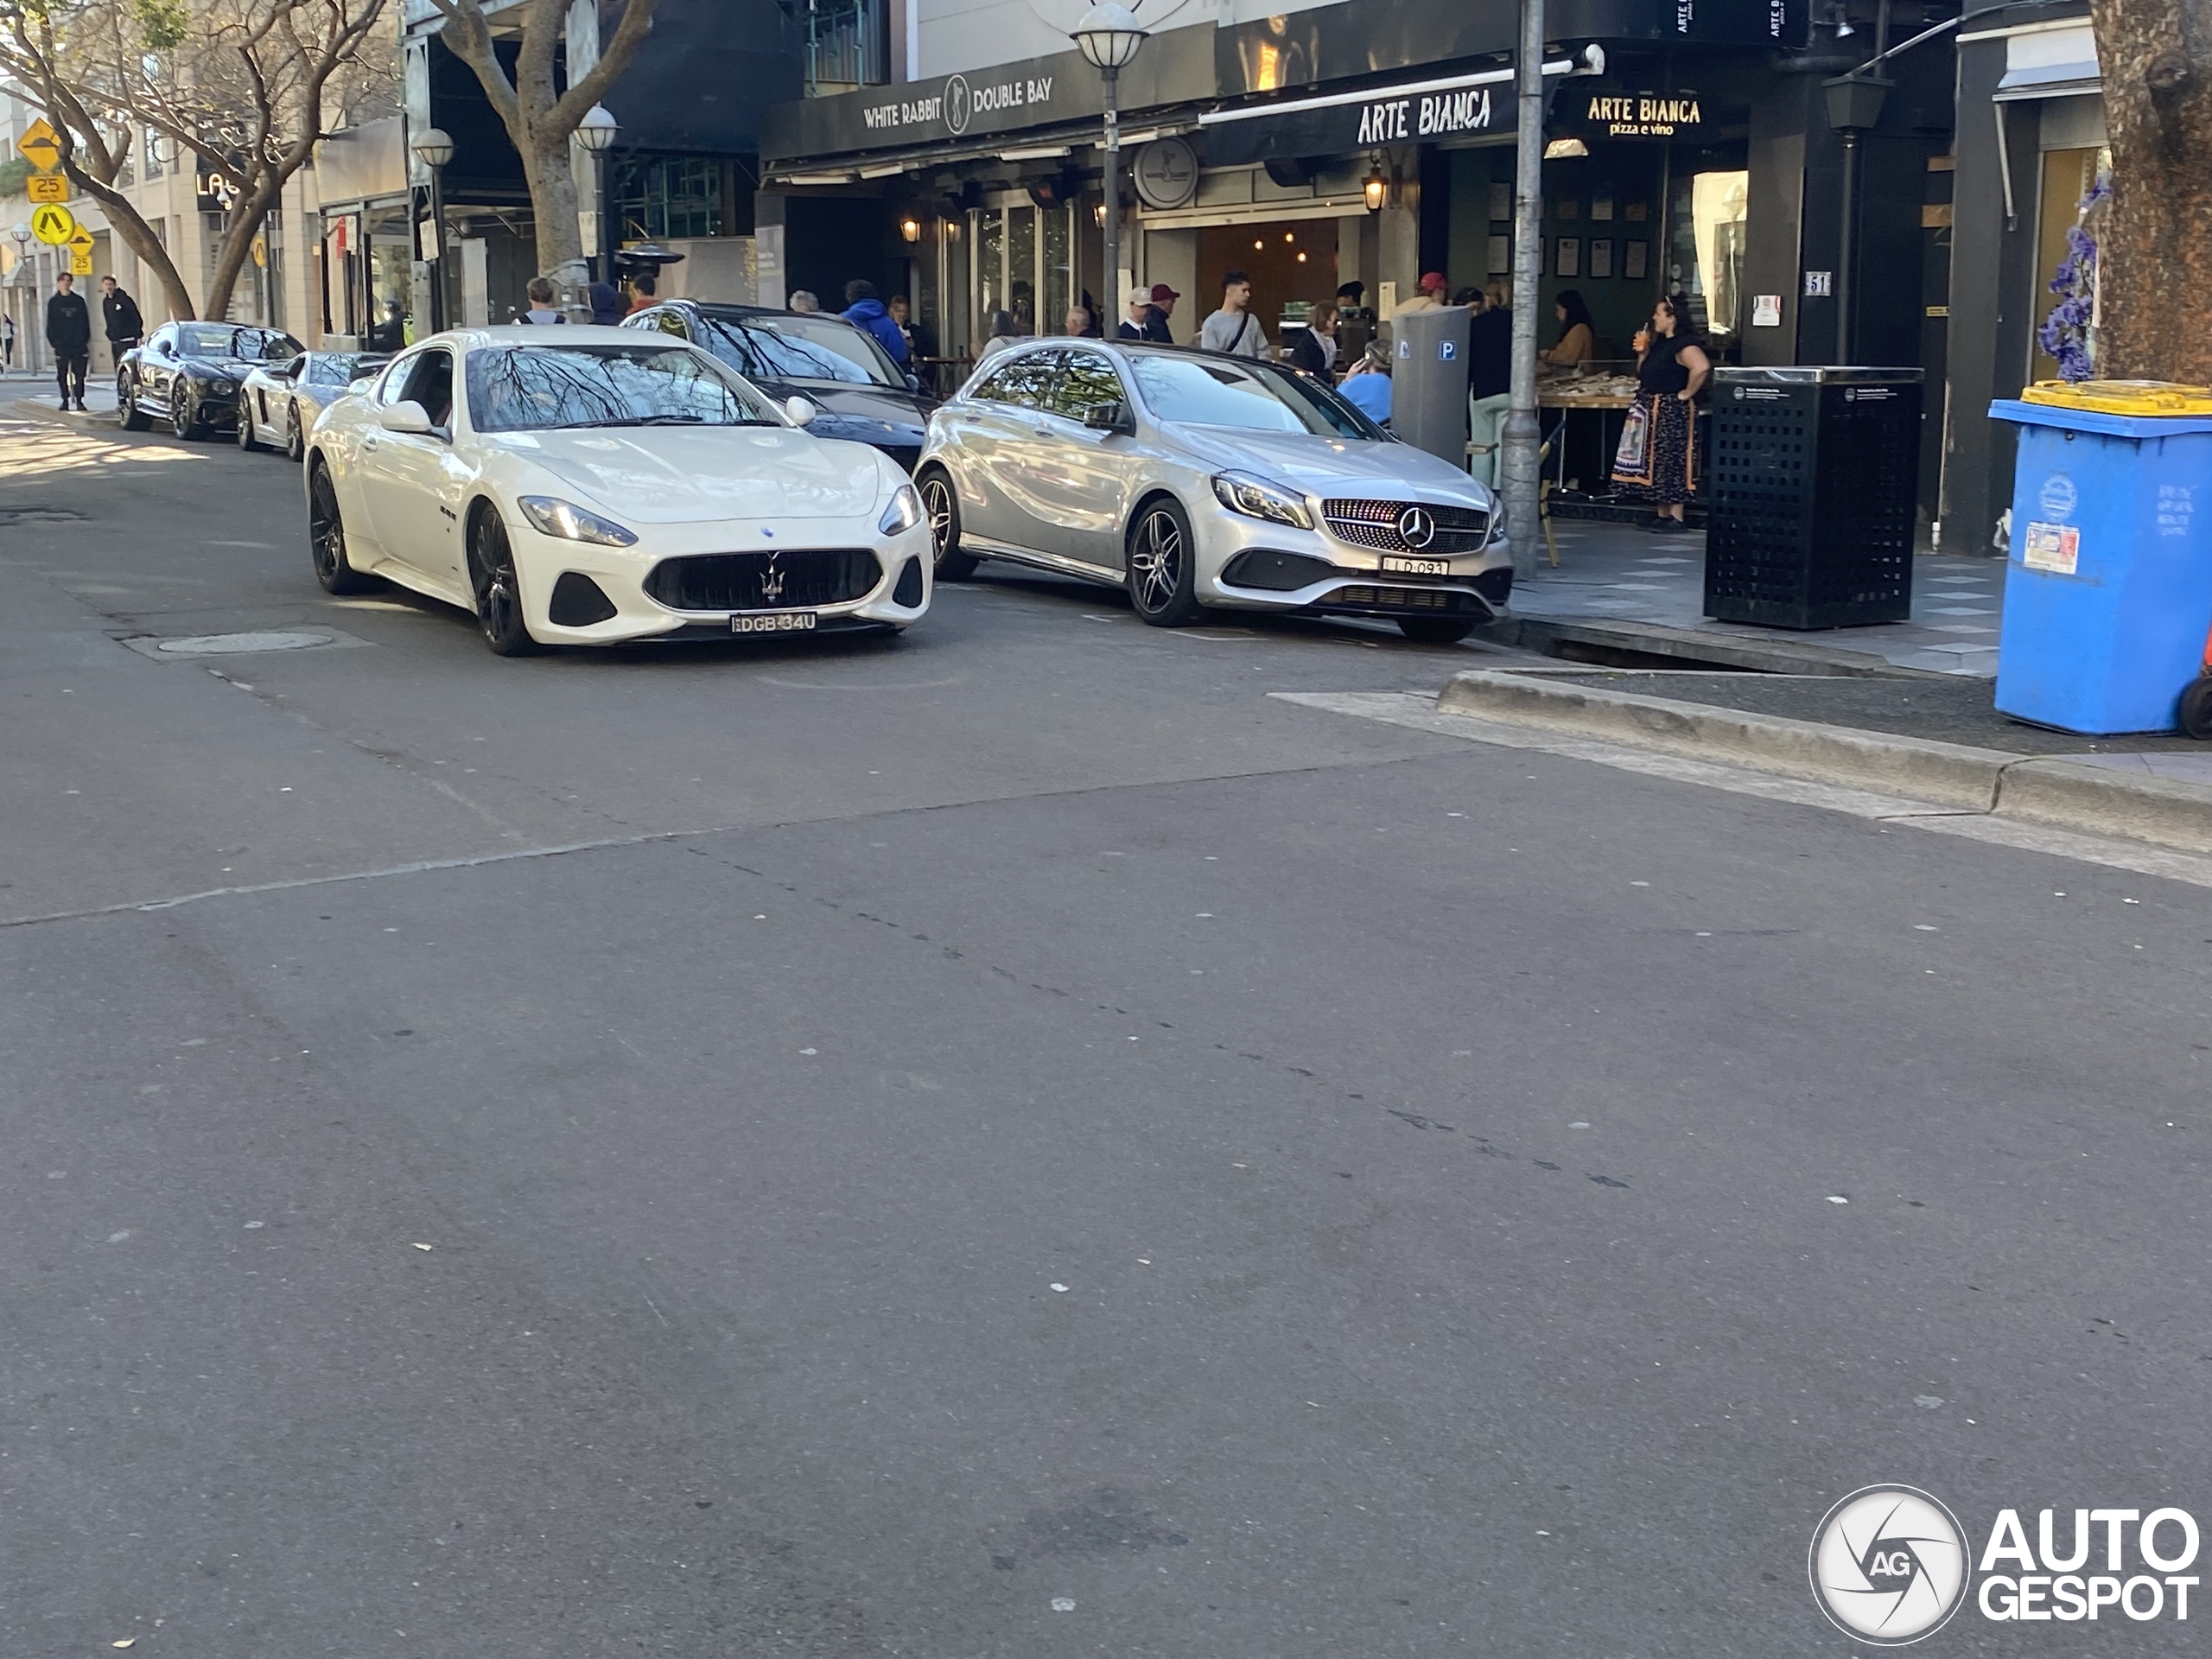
[575,105,621,285]
[1071,4,1147,321]
[410,126,457,329]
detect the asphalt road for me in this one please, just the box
[1,410,2203,1658]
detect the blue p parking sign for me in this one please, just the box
[1440,341,1458,361]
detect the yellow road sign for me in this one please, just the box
[26,173,69,204]
[16,117,61,171]
[30,203,77,245]
[251,234,267,269]
[65,226,94,255]
[69,248,93,276]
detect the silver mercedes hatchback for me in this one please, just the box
[914,339,1512,642]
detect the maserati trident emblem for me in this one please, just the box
[759,558,785,603]
[1395,505,1437,549]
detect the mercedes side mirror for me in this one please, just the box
[784,395,819,428]
[1083,400,1135,435]
[377,400,435,435]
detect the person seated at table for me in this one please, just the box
[1338,343,1392,424]
[1283,302,1339,377]
[1541,289,1597,371]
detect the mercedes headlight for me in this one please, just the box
[517,495,639,547]
[1488,495,1509,540]
[1211,471,1313,530]
[878,481,924,536]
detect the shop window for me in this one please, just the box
[967,202,1086,353]
[805,0,889,95]
[613,156,728,243]
[1690,171,1749,340]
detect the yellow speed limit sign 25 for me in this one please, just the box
[27,173,68,204]
[30,203,77,245]
[70,248,94,276]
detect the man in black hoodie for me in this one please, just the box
[100,276,144,359]
[46,271,92,411]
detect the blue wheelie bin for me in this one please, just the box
[1990,382,2212,735]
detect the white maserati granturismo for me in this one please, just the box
[302,326,932,654]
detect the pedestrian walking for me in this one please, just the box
[1199,271,1268,359]
[588,280,623,325]
[46,270,92,411]
[2,312,15,370]
[1613,292,1710,533]
[1141,283,1178,343]
[1062,303,1094,338]
[520,276,569,324]
[788,289,821,314]
[99,276,144,360]
[1118,283,1152,340]
[840,279,910,367]
[625,273,658,315]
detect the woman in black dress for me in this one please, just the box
[1612,292,1710,533]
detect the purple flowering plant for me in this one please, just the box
[2038,173,2110,382]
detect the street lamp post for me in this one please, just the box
[576,105,621,286]
[1822,73,1891,365]
[1498,0,1548,581]
[410,126,456,333]
[1072,4,1147,331]
[10,224,34,377]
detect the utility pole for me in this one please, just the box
[1498,0,1546,580]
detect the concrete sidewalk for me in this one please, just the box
[1513,518,2006,677]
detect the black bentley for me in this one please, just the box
[118,321,305,440]
[621,301,936,470]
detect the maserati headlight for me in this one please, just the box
[1211,471,1313,530]
[194,374,236,394]
[878,481,924,536]
[517,495,638,547]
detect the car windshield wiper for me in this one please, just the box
[558,413,717,428]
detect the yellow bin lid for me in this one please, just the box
[2020,379,2212,416]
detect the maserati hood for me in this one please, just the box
[1164,424,1492,508]
[491,427,891,524]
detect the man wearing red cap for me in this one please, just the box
[1141,282,1179,343]
[1391,270,1451,320]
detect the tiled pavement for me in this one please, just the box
[1516,518,2007,677]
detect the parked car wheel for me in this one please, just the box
[236,403,259,450]
[2179,675,2212,741]
[1395,616,1476,645]
[171,389,202,440]
[308,461,372,595]
[118,373,151,431]
[918,467,976,581]
[468,509,538,656]
[285,406,304,461]
[1126,497,1205,627]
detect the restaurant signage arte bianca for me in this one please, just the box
[1563,86,1708,141]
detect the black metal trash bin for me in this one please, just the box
[1704,366,1923,629]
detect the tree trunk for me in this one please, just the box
[2090,0,2212,382]
[524,135,586,275]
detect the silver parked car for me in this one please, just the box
[914,340,1512,641]
[236,350,390,461]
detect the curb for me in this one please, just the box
[1482,613,1951,679]
[1437,670,2212,855]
